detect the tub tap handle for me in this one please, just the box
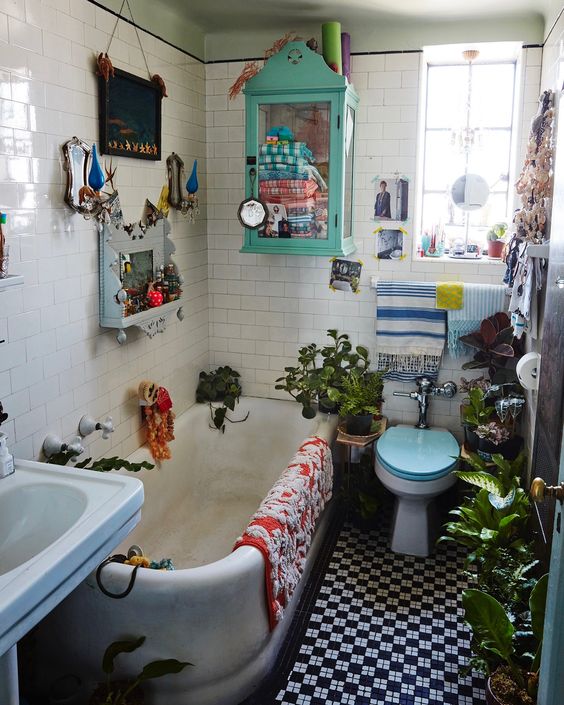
[79,414,114,440]
[43,434,85,462]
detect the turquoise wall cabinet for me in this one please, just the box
[241,41,358,256]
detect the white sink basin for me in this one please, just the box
[0,459,144,656]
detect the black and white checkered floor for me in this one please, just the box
[254,508,486,705]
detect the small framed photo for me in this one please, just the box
[329,258,363,294]
[259,203,288,238]
[374,226,408,260]
[99,68,162,161]
[372,175,409,222]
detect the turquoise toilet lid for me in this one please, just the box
[376,427,459,481]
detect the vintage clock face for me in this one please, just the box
[237,197,268,229]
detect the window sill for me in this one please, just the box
[410,255,506,266]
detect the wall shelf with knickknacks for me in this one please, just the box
[99,217,184,345]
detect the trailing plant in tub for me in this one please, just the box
[196,365,249,432]
[89,636,191,705]
[47,451,154,473]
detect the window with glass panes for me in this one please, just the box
[420,61,517,253]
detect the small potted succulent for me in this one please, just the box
[486,222,507,259]
[329,369,385,435]
[475,421,522,461]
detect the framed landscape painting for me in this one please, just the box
[99,68,162,161]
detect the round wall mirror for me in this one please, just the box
[450,173,490,211]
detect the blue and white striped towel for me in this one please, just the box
[447,283,507,357]
[376,281,446,381]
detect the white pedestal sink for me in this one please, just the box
[0,459,144,703]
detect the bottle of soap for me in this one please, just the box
[0,432,14,478]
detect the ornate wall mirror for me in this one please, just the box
[99,218,183,344]
[166,152,185,208]
[62,137,99,216]
[450,173,490,211]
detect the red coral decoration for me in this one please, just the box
[96,52,115,82]
[229,32,299,100]
[152,74,168,98]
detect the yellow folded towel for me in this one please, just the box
[436,281,463,310]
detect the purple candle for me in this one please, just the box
[341,32,351,82]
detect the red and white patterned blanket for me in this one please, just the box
[233,436,333,630]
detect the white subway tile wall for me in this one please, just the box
[205,50,541,437]
[0,0,209,460]
[0,2,544,459]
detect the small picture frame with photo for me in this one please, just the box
[372,174,409,222]
[374,226,408,260]
[329,258,363,294]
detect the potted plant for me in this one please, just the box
[459,312,524,383]
[440,452,535,604]
[196,366,249,432]
[462,573,548,705]
[486,222,507,259]
[461,385,496,451]
[475,421,523,461]
[275,329,371,419]
[89,636,190,705]
[329,369,385,435]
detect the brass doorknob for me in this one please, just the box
[530,477,564,502]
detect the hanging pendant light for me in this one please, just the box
[450,49,481,154]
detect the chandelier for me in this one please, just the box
[451,49,481,154]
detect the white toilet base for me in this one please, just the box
[389,495,438,557]
[375,439,457,557]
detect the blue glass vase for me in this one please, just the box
[88,143,105,191]
[186,159,198,195]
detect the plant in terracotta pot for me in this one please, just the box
[196,366,249,432]
[462,573,549,705]
[329,368,385,435]
[89,636,190,705]
[486,222,507,259]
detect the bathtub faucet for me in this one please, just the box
[393,376,457,429]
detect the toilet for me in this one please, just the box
[375,425,459,557]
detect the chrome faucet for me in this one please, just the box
[393,376,457,429]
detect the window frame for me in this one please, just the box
[415,54,519,256]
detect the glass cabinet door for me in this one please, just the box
[255,101,331,242]
[342,103,356,246]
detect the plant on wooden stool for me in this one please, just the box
[329,369,385,435]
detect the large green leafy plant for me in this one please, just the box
[441,452,535,610]
[90,636,190,705]
[47,451,154,473]
[462,573,548,702]
[275,329,371,418]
